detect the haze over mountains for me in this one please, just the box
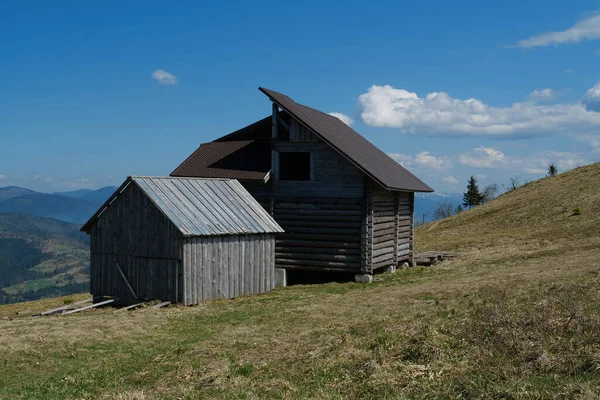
[0,186,116,224]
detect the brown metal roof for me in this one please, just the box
[170,140,271,181]
[259,87,433,192]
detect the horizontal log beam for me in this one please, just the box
[276,240,360,249]
[275,264,360,273]
[276,258,361,268]
[373,239,395,251]
[276,246,361,255]
[277,220,361,229]
[282,233,360,242]
[275,252,360,262]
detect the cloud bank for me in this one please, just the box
[516,13,600,48]
[358,83,600,137]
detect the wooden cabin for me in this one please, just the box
[81,176,283,305]
[171,88,433,277]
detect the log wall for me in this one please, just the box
[273,198,363,272]
[367,183,414,271]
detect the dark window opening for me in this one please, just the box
[279,152,311,181]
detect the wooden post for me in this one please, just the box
[394,192,399,266]
[272,103,279,139]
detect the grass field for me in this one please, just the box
[1,163,599,399]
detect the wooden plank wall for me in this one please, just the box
[89,183,183,301]
[368,183,414,271]
[182,234,275,306]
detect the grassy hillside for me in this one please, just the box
[1,164,599,399]
[0,214,89,304]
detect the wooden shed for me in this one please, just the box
[81,176,284,305]
[171,88,433,278]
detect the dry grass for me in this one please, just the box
[1,163,600,399]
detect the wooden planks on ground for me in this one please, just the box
[62,298,120,315]
[40,297,94,316]
[414,251,455,266]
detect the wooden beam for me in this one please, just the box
[114,302,145,313]
[115,262,137,299]
[62,298,119,315]
[151,301,171,309]
[40,297,93,316]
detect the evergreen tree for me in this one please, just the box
[462,176,484,209]
[547,164,558,177]
[455,205,464,213]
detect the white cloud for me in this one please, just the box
[328,112,354,126]
[527,88,557,101]
[0,174,6,180]
[442,176,459,184]
[152,69,178,85]
[577,136,600,153]
[523,168,546,174]
[476,174,487,180]
[414,151,451,169]
[387,153,413,168]
[516,13,600,48]
[565,68,575,74]
[459,147,506,168]
[358,83,600,137]
[582,82,600,112]
[387,151,450,169]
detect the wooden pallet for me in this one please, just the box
[414,251,455,266]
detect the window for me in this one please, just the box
[278,152,311,181]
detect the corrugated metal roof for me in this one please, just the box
[170,140,270,181]
[259,87,434,193]
[81,176,283,237]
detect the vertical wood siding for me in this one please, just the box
[182,234,275,306]
[89,184,183,301]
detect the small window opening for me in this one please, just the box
[279,152,311,181]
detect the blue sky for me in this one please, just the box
[1,0,600,193]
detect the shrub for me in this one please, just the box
[572,207,582,216]
[63,297,74,305]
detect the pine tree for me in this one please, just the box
[548,164,558,177]
[455,205,464,213]
[462,176,484,209]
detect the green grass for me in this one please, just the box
[1,163,600,399]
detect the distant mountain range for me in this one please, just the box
[0,213,90,304]
[0,186,116,225]
[414,192,463,223]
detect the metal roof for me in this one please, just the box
[81,176,283,237]
[259,87,434,192]
[170,140,270,181]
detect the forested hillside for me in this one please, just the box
[0,213,89,304]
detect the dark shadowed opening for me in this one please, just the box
[279,152,311,181]
[286,270,355,285]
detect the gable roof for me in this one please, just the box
[81,176,283,236]
[259,87,433,192]
[170,140,271,181]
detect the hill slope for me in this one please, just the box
[416,162,600,261]
[0,214,89,304]
[1,164,599,399]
